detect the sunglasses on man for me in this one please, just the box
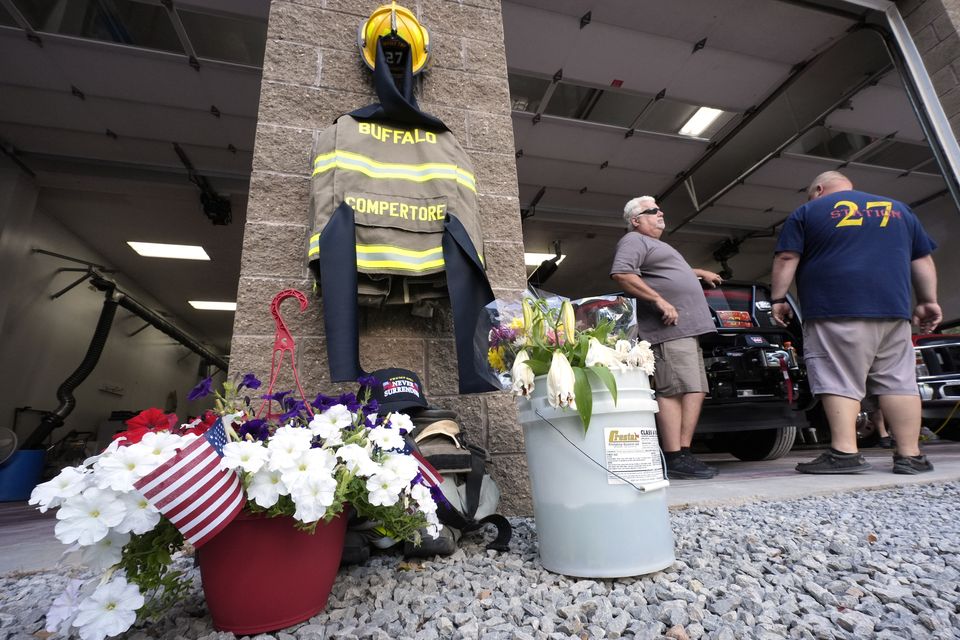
[634,207,661,216]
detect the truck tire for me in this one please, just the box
[723,426,797,461]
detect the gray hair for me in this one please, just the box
[623,196,656,228]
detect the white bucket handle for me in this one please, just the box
[534,409,670,493]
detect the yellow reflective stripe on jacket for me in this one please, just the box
[308,233,484,270]
[312,150,477,193]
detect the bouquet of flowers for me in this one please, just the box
[487,296,656,430]
[29,373,441,640]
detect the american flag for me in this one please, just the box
[411,449,443,487]
[134,419,245,548]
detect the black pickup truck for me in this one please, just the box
[694,281,811,461]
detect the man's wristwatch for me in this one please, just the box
[771,297,788,304]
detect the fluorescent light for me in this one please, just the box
[128,242,210,260]
[189,301,237,311]
[524,252,567,266]
[678,107,725,137]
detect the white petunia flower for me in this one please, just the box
[113,492,160,535]
[79,530,131,571]
[73,576,144,640]
[381,453,419,485]
[247,468,287,508]
[410,482,437,514]
[281,448,337,492]
[336,443,380,477]
[93,445,157,492]
[308,405,353,445]
[266,426,314,472]
[365,472,406,507]
[30,466,90,513]
[290,473,338,523]
[221,440,269,474]
[55,488,127,546]
[368,425,406,451]
[45,579,86,634]
[386,412,414,434]
[424,510,442,538]
[136,431,182,464]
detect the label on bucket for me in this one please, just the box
[603,428,664,486]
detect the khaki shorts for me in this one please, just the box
[803,318,918,400]
[652,337,709,396]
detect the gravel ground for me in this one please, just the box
[2,481,958,640]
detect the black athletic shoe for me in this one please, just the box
[796,451,871,474]
[682,452,718,477]
[892,454,934,475]
[877,436,894,449]
[666,454,715,479]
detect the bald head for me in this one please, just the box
[807,171,853,201]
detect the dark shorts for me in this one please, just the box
[802,318,918,400]
[652,337,708,396]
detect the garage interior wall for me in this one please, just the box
[900,0,960,322]
[0,157,224,451]
[232,0,531,513]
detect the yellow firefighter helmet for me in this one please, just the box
[357,2,430,75]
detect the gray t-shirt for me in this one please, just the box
[610,232,716,345]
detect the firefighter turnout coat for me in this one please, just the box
[307,40,496,394]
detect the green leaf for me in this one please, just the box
[587,365,618,406]
[572,366,592,432]
[526,358,550,376]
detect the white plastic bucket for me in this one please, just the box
[517,369,676,577]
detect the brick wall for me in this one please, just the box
[898,0,960,136]
[231,0,532,514]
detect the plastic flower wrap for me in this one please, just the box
[30,373,440,640]
[483,293,655,430]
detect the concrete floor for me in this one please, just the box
[1,441,958,575]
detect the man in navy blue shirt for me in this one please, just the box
[770,171,941,475]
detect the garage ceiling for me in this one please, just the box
[0,0,956,357]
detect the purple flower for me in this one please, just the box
[187,377,213,401]
[357,374,378,389]
[261,390,291,402]
[239,373,262,390]
[280,399,306,423]
[311,393,337,412]
[238,419,269,442]
[337,393,360,411]
[363,399,380,416]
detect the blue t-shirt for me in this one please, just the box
[774,189,936,320]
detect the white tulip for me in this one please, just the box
[546,352,577,409]
[510,350,536,398]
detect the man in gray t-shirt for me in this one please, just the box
[610,196,721,480]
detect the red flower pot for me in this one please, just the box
[198,510,348,634]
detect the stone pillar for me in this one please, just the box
[231,0,532,514]
[898,0,960,136]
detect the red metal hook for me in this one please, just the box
[258,289,315,420]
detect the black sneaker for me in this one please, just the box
[877,436,894,449]
[893,454,934,474]
[682,452,718,477]
[666,454,715,479]
[796,451,871,474]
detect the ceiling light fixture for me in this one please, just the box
[678,106,724,137]
[128,242,210,260]
[189,301,237,311]
[524,252,566,266]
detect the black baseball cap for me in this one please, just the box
[365,368,429,415]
